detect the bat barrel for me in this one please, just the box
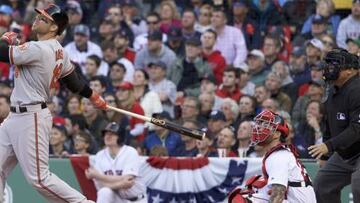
[150,118,206,140]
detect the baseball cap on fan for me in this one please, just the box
[209,110,226,121]
[306,38,324,51]
[312,14,327,24]
[65,0,83,15]
[248,49,265,61]
[74,24,90,37]
[0,5,13,15]
[117,81,134,90]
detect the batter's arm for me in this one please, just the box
[61,70,107,109]
[269,184,286,203]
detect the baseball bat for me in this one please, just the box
[106,105,206,140]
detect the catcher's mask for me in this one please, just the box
[251,110,289,146]
[321,48,360,82]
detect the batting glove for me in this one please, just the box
[89,92,107,110]
[1,32,20,46]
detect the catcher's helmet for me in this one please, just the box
[321,48,360,81]
[251,110,289,146]
[35,4,69,35]
[102,122,125,145]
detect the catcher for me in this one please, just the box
[228,110,316,203]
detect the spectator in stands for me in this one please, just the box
[306,38,325,65]
[194,4,213,33]
[114,30,136,64]
[234,63,255,96]
[207,110,226,139]
[200,74,218,95]
[261,98,280,113]
[247,49,269,86]
[216,126,237,157]
[346,38,360,55]
[159,0,181,34]
[199,92,215,120]
[292,80,324,131]
[148,61,177,118]
[196,129,217,157]
[63,94,82,117]
[81,98,108,146]
[263,34,282,71]
[166,26,185,58]
[134,29,176,70]
[133,12,167,51]
[301,0,340,36]
[201,29,226,85]
[212,8,247,65]
[105,4,134,45]
[63,0,83,45]
[236,95,257,124]
[298,63,325,96]
[176,120,200,157]
[108,61,126,92]
[181,9,201,40]
[301,14,328,41]
[320,34,336,55]
[97,19,115,44]
[49,124,70,157]
[73,131,92,155]
[282,0,316,35]
[294,100,326,158]
[336,0,360,49]
[0,95,10,124]
[84,55,102,81]
[215,67,242,102]
[220,98,239,127]
[144,111,183,156]
[101,41,134,81]
[116,82,145,143]
[236,120,254,158]
[64,24,103,73]
[122,1,147,37]
[167,37,212,98]
[265,72,292,113]
[85,122,146,203]
[289,46,311,86]
[180,96,206,125]
[271,61,298,104]
[254,85,271,112]
[133,69,163,119]
[246,0,284,48]
[149,145,169,156]
[89,76,107,97]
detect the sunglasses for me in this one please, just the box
[147,21,159,25]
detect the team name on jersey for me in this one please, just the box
[104,170,123,176]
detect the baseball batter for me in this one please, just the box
[85,122,146,203]
[228,110,316,203]
[0,4,106,203]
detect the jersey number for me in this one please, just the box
[50,64,63,89]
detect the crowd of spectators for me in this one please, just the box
[0,0,359,159]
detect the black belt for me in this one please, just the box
[288,179,312,187]
[10,103,47,113]
[127,194,145,202]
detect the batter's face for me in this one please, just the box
[32,14,57,35]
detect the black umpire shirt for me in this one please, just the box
[323,75,360,160]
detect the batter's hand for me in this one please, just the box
[89,92,107,110]
[308,143,329,159]
[1,32,20,45]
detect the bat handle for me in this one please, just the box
[150,118,206,140]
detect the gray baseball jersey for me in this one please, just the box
[0,38,88,203]
[9,39,73,105]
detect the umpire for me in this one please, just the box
[308,48,360,203]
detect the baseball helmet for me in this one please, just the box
[251,110,289,146]
[321,48,360,81]
[35,4,69,35]
[102,122,124,145]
